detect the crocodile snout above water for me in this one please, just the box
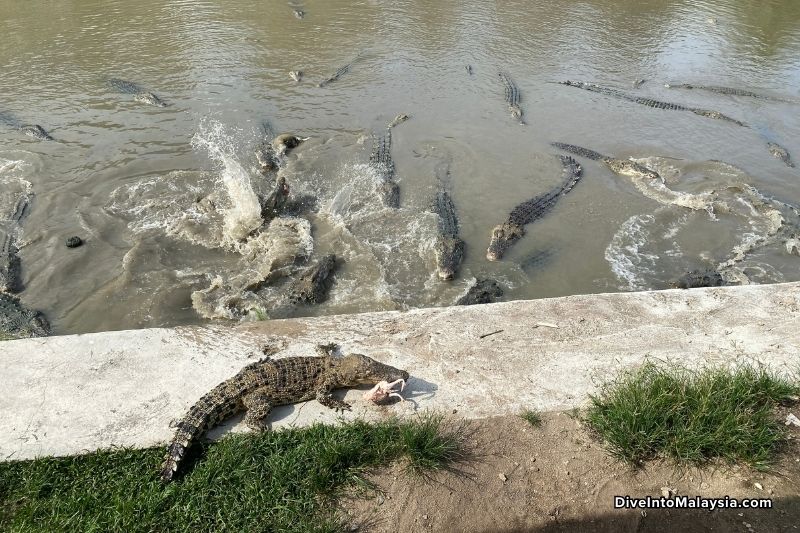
[107,78,168,107]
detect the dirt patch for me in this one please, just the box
[341,413,800,532]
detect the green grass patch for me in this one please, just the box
[585,362,800,468]
[519,409,543,428]
[0,414,465,532]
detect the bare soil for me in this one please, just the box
[341,413,800,533]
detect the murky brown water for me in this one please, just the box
[1,0,799,334]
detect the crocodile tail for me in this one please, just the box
[159,387,238,483]
[558,155,583,194]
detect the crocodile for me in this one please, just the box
[316,54,361,88]
[499,72,524,125]
[560,80,746,126]
[767,142,794,168]
[254,126,307,174]
[107,78,168,107]
[670,269,725,289]
[1,195,29,294]
[387,114,409,129]
[430,159,464,280]
[293,9,304,19]
[0,293,50,339]
[286,254,339,304]
[551,142,663,182]
[487,155,582,261]
[455,278,504,306]
[432,191,464,280]
[19,125,54,141]
[160,343,409,482]
[0,112,54,141]
[259,176,291,222]
[665,83,794,103]
[370,127,399,208]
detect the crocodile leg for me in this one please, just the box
[316,379,352,412]
[242,389,274,431]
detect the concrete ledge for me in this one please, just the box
[2,283,799,461]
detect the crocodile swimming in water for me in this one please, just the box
[369,119,408,207]
[486,155,583,261]
[551,142,663,182]
[0,112,54,141]
[160,343,409,482]
[286,253,339,304]
[316,53,362,88]
[560,80,747,126]
[430,159,464,280]
[107,78,168,107]
[1,195,30,294]
[767,142,794,168]
[258,176,291,222]
[0,293,50,339]
[455,278,504,305]
[670,269,725,289]
[499,72,524,125]
[665,83,795,103]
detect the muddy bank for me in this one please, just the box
[342,414,800,532]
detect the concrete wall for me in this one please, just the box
[2,283,799,461]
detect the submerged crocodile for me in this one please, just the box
[499,72,524,125]
[107,78,168,107]
[487,155,583,261]
[0,293,50,339]
[160,343,409,482]
[560,80,746,126]
[316,54,361,88]
[369,126,400,208]
[430,160,464,280]
[665,83,794,103]
[455,278,504,306]
[0,112,54,141]
[670,269,725,289]
[767,142,794,168]
[286,254,339,304]
[1,195,29,294]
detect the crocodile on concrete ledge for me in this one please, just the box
[160,343,409,482]
[486,155,582,261]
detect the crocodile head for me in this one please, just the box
[434,234,465,280]
[336,353,410,386]
[134,92,167,107]
[486,222,525,261]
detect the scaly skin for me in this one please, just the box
[160,345,409,483]
[286,254,339,304]
[432,189,464,280]
[560,80,746,126]
[486,155,582,261]
[670,269,725,289]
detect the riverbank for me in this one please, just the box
[2,282,799,461]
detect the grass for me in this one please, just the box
[584,362,800,468]
[0,414,465,533]
[519,409,543,428]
